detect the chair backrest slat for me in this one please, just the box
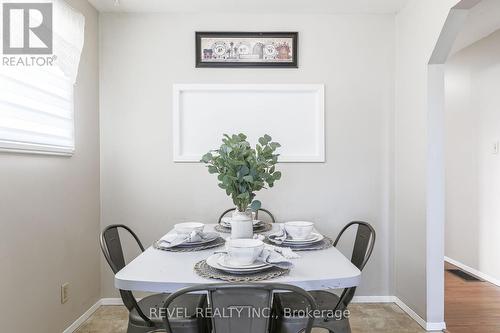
[162,283,316,333]
[102,227,126,273]
[210,288,273,333]
[333,221,376,308]
[351,224,373,270]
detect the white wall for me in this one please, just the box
[394,0,459,322]
[99,13,395,298]
[0,1,101,332]
[445,29,500,281]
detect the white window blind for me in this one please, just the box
[0,0,84,156]
[0,66,75,155]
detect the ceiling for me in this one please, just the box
[88,0,410,14]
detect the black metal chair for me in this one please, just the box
[274,221,376,333]
[218,208,276,224]
[100,224,208,333]
[161,283,317,333]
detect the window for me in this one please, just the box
[0,66,75,155]
[0,0,84,156]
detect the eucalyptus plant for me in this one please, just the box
[201,133,281,213]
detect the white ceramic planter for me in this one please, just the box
[230,210,254,239]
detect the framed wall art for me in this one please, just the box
[195,32,298,68]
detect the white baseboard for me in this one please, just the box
[352,295,396,303]
[63,296,444,332]
[62,300,102,333]
[445,256,500,287]
[392,297,445,331]
[425,322,447,331]
[101,298,127,305]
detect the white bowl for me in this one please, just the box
[284,221,314,240]
[174,222,204,235]
[226,239,264,266]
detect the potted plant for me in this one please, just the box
[201,133,281,238]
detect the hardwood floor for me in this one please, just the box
[445,262,500,333]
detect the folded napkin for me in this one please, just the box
[264,244,300,259]
[257,248,294,269]
[156,231,217,248]
[267,223,288,244]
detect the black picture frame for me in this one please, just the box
[195,32,298,68]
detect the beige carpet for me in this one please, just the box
[75,304,426,333]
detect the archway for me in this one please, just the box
[426,0,500,328]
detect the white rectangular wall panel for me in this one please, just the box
[173,84,325,162]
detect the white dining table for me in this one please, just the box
[115,224,361,293]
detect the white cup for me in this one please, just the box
[226,239,264,266]
[174,222,204,236]
[284,221,314,240]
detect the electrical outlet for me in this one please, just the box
[61,283,69,304]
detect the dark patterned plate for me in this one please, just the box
[264,236,334,251]
[152,237,225,252]
[194,259,289,282]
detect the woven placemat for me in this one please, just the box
[264,236,334,251]
[153,237,225,252]
[214,223,273,234]
[194,260,289,282]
